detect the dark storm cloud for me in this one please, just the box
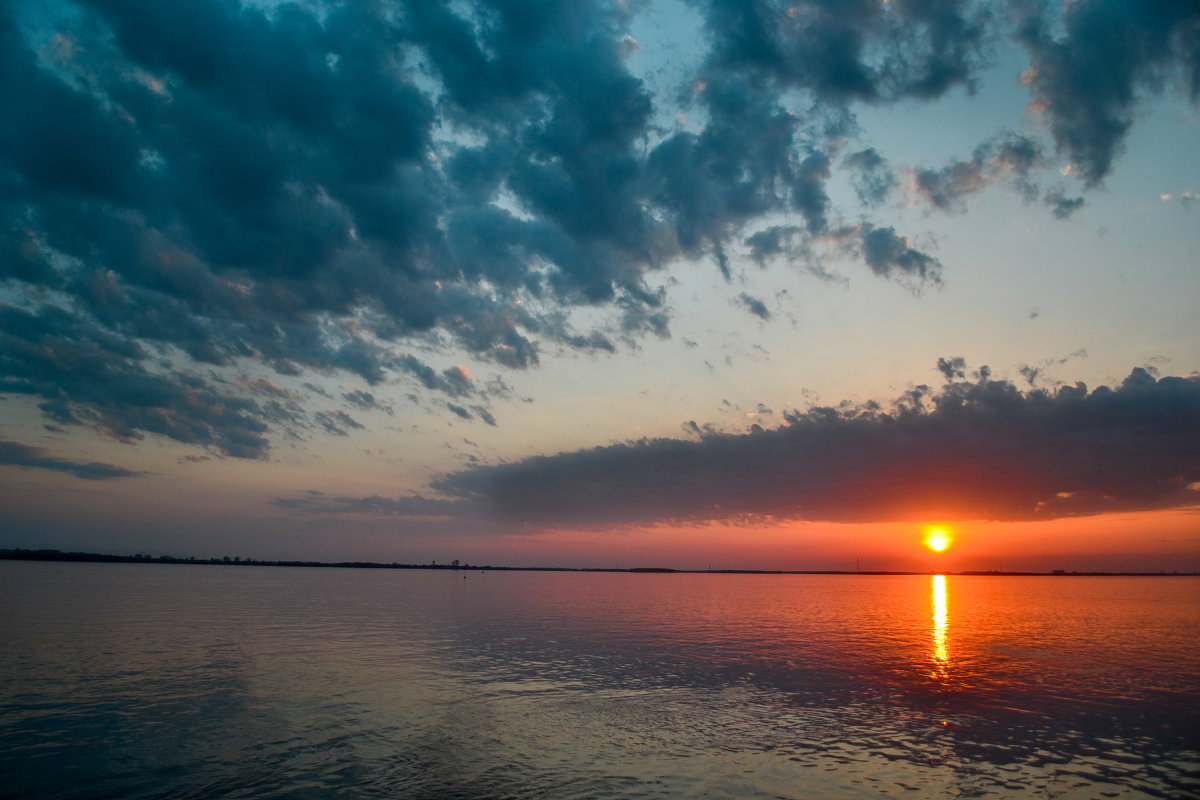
[0,437,145,480]
[1014,0,1200,186]
[2,0,1193,458]
[422,367,1200,527]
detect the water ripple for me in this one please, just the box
[1,564,1196,799]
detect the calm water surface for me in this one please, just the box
[1,562,1197,799]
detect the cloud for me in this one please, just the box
[0,304,278,458]
[856,226,941,283]
[1161,191,1197,209]
[1015,0,1199,186]
[446,403,473,421]
[410,366,1200,527]
[1,0,1193,459]
[0,437,145,480]
[744,225,804,267]
[342,389,393,416]
[696,0,991,104]
[911,132,1042,211]
[843,148,895,207]
[737,293,771,320]
[313,410,364,437]
[936,357,967,381]
[1044,187,1086,219]
[271,490,467,518]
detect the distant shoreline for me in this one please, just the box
[1,548,1195,576]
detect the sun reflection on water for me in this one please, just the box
[931,574,948,678]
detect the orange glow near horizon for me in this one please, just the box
[408,506,1200,573]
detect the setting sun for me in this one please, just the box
[923,526,953,553]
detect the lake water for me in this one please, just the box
[1,562,1197,799]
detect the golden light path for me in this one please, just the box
[931,574,949,678]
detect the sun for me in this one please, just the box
[923,525,954,553]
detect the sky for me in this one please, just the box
[1,0,1198,572]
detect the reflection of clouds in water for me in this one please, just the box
[4,567,1198,799]
[932,574,949,678]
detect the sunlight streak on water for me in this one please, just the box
[931,574,949,679]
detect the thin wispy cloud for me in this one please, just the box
[0,438,145,480]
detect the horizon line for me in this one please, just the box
[2,548,1196,577]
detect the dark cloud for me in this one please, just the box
[696,0,991,104]
[936,357,967,381]
[1044,187,1086,219]
[395,356,479,398]
[0,437,145,480]
[0,304,277,458]
[645,74,812,266]
[737,293,771,320]
[342,389,393,416]
[912,132,1042,211]
[416,367,1200,527]
[441,366,474,398]
[856,226,941,283]
[745,225,804,267]
[271,491,465,518]
[1046,188,1094,221]
[1017,349,1088,387]
[313,410,364,437]
[793,151,834,234]
[446,403,473,421]
[843,147,895,207]
[1015,0,1200,186]
[240,378,300,401]
[1,0,1191,459]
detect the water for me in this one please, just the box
[1,562,1197,799]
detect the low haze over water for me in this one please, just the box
[2,562,1198,799]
